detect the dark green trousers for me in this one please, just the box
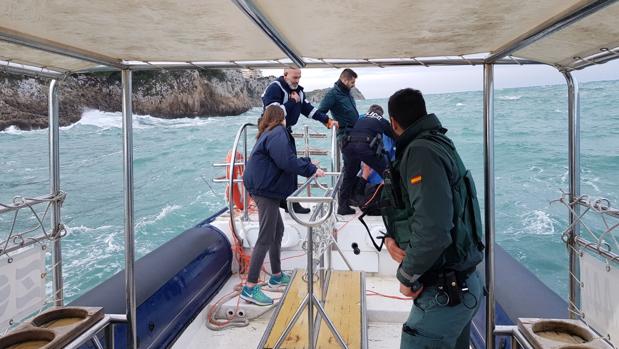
[400,271,483,349]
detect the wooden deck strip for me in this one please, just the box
[316,271,362,349]
[264,270,321,349]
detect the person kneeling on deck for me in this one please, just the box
[382,89,485,349]
[242,103,325,305]
[338,104,394,215]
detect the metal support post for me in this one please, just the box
[48,79,63,306]
[304,126,311,197]
[307,227,316,349]
[121,69,137,349]
[105,323,115,349]
[242,129,249,221]
[563,71,581,318]
[483,63,496,349]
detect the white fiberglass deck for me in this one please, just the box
[173,273,408,349]
[172,207,410,349]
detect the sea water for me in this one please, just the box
[1,80,618,302]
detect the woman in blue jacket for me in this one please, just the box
[242,103,325,305]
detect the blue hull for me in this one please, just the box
[71,209,232,348]
[470,245,567,348]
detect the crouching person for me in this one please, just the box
[242,103,325,305]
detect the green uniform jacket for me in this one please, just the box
[317,81,359,135]
[383,114,483,288]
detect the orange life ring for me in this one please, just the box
[225,150,246,210]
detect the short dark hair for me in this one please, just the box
[388,88,427,129]
[367,104,384,116]
[340,68,357,80]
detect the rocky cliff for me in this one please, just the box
[305,86,365,104]
[0,69,272,131]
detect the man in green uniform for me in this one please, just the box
[382,88,485,349]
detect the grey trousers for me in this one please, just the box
[247,195,285,284]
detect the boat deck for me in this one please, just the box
[262,270,363,349]
[172,272,409,349]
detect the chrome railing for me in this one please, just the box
[212,123,339,242]
[269,173,356,349]
[212,122,256,244]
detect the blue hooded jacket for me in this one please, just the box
[244,124,317,200]
[261,76,329,130]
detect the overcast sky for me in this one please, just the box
[262,60,619,99]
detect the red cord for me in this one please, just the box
[366,290,412,301]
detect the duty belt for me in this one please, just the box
[345,135,372,143]
[419,266,476,286]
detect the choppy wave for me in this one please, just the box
[498,95,522,101]
[74,109,214,130]
[2,126,22,134]
[64,224,115,236]
[521,210,557,236]
[3,80,619,302]
[135,204,182,230]
[0,126,46,135]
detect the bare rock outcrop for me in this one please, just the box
[0,69,272,131]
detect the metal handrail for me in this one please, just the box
[63,314,127,349]
[225,122,256,243]
[286,172,342,227]
[494,325,535,349]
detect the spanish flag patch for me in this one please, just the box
[410,175,422,184]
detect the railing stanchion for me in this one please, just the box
[563,71,581,318]
[48,79,63,306]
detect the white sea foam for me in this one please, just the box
[2,125,22,134]
[135,204,182,230]
[583,176,601,192]
[75,109,213,130]
[456,102,465,106]
[521,210,556,235]
[64,224,114,236]
[498,95,522,101]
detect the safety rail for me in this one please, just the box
[269,172,357,349]
[553,192,619,347]
[494,326,535,349]
[0,193,66,256]
[555,193,619,266]
[211,122,256,245]
[1,191,67,333]
[63,314,128,349]
[212,123,340,243]
[286,172,340,227]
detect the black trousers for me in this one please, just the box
[340,142,387,204]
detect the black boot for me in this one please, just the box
[337,205,355,215]
[281,200,310,214]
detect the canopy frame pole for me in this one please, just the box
[0,27,124,69]
[483,63,496,349]
[486,0,617,62]
[563,70,581,319]
[49,79,63,306]
[121,69,137,349]
[1,62,64,79]
[232,0,305,68]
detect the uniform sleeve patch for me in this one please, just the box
[410,175,422,184]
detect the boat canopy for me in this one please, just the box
[0,0,618,76]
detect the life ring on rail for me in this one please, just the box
[225,150,247,210]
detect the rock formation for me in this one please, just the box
[0,69,272,131]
